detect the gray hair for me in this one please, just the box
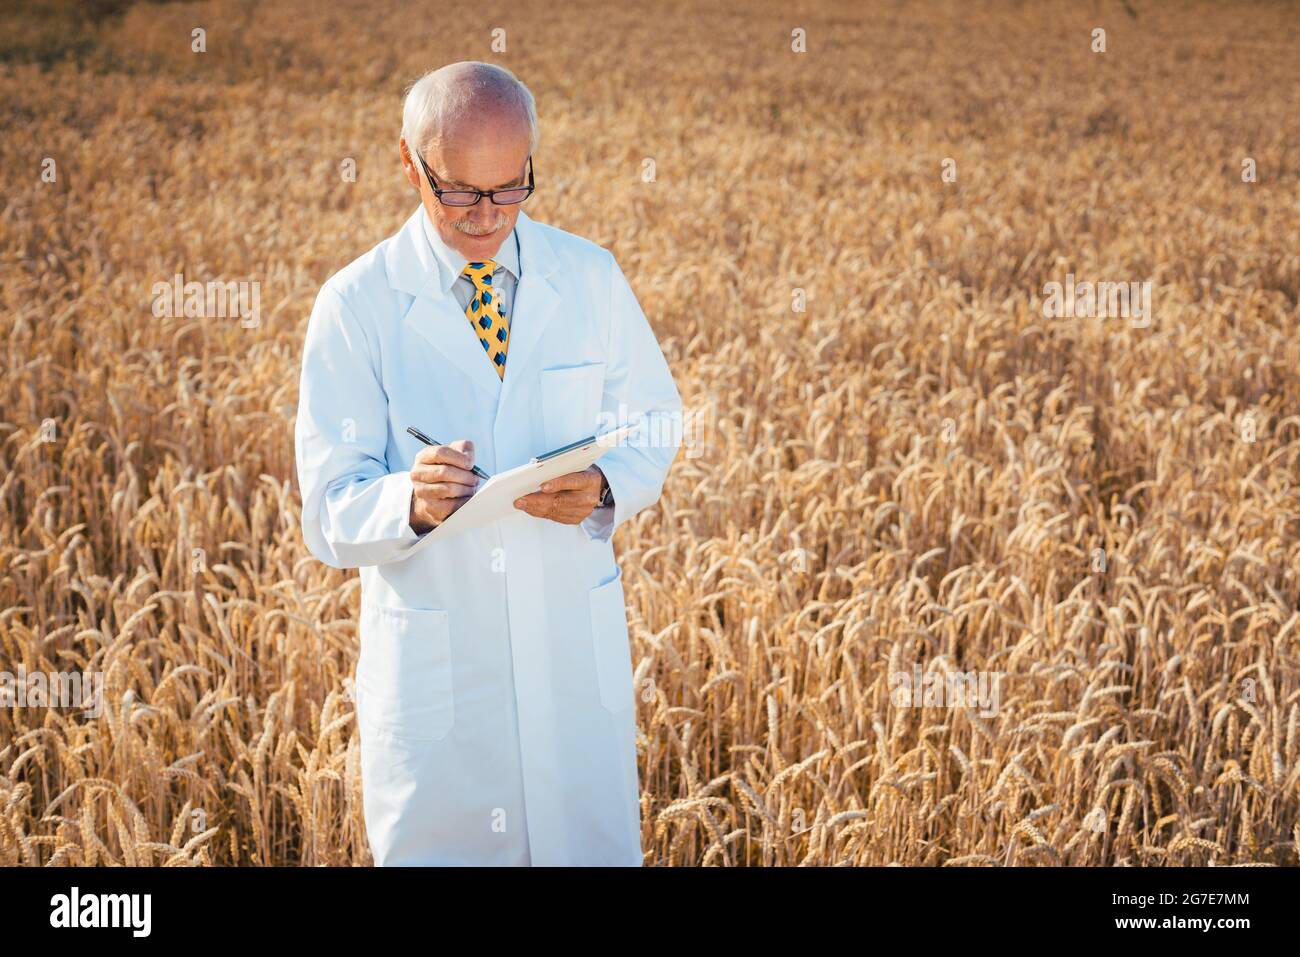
[401,61,539,159]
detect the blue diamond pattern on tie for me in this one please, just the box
[461,260,510,380]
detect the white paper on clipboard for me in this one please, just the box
[405,422,640,549]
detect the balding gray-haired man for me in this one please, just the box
[295,61,682,866]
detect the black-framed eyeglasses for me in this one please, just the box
[415,150,535,206]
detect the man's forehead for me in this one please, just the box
[434,152,529,189]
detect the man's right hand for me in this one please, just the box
[409,438,480,534]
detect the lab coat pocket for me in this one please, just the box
[588,567,633,713]
[356,603,455,741]
[540,362,605,452]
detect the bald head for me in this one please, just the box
[402,61,538,158]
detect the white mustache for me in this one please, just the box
[456,220,505,236]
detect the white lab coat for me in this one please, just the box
[294,205,682,866]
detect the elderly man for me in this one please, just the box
[294,61,682,865]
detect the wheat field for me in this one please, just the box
[1,0,1298,866]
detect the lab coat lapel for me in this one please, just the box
[385,206,505,400]
[498,208,561,408]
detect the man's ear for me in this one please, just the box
[399,139,419,190]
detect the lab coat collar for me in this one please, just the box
[420,208,521,294]
[385,205,562,402]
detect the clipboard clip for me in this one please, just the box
[530,434,596,464]
[529,424,638,464]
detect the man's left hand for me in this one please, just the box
[513,466,607,525]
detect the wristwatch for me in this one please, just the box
[596,469,613,508]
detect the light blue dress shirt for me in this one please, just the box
[420,211,520,332]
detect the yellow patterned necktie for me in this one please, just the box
[462,260,510,378]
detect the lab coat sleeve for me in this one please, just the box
[295,284,425,568]
[580,251,683,543]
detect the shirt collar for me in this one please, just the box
[420,209,521,295]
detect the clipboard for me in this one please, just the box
[406,422,640,547]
